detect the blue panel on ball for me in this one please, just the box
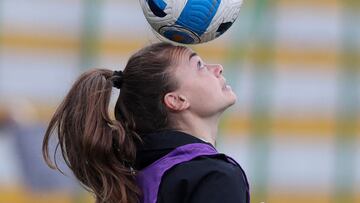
[163,30,195,44]
[147,0,167,17]
[176,0,221,36]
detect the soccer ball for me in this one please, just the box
[139,0,243,44]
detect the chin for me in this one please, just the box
[227,97,237,108]
[221,95,237,112]
[227,90,237,105]
[217,89,237,112]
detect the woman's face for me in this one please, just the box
[172,50,237,117]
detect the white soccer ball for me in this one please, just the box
[139,0,243,44]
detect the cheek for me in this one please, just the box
[179,73,220,100]
[187,81,220,104]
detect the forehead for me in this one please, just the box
[167,46,201,76]
[173,50,201,69]
[170,46,194,62]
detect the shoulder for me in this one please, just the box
[157,154,249,203]
[164,154,247,188]
[169,154,241,177]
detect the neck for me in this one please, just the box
[173,112,221,147]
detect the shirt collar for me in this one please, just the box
[137,129,212,151]
[135,129,213,170]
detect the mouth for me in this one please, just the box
[222,79,232,90]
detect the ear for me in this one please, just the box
[164,92,190,111]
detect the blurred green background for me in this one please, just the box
[0,0,359,202]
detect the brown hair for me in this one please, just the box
[42,42,189,203]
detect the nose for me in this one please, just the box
[209,64,223,77]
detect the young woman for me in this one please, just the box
[43,42,249,203]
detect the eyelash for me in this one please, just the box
[197,61,205,69]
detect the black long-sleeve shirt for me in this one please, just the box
[135,130,249,203]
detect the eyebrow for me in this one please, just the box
[189,52,198,61]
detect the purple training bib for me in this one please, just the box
[136,143,250,203]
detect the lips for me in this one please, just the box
[222,79,231,90]
[223,84,232,91]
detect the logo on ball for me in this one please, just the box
[159,25,201,44]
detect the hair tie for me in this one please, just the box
[112,70,124,89]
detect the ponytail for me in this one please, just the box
[43,42,190,203]
[43,69,141,203]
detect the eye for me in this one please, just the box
[197,61,205,69]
